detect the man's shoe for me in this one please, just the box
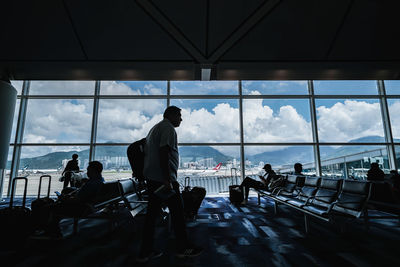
[176,246,204,258]
[240,199,248,205]
[136,250,163,263]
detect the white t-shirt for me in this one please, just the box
[143,119,179,182]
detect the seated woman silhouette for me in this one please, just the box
[62,154,80,188]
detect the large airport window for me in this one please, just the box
[23,99,93,143]
[242,81,308,95]
[384,80,400,95]
[387,99,400,140]
[314,81,378,95]
[94,145,131,181]
[11,80,23,95]
[178,145,240,194]
[244,146,315,175]
[96,99,166,143]
[170,81,238,95]
[17,146,89,196]
[316,99,384,143]
[320,145,389,179]
[170,99,240,143]
[29,81,96,95]
[100,81,167,95]
[243,99,312,142]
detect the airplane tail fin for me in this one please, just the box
[213,163,222,170]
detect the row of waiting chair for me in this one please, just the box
[69,178,147,235]
[255,175,372,233]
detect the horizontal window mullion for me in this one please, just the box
[22,95,94,99]
[314,95,380,99]
[17,143,91,146]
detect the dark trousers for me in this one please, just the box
[240,177,266,200]
[140,180,188,254]
[63,172,73,189]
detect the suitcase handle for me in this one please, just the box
[38,175,52,198]
[10,177,28,208]
[230,168,238,185]
[184,176,190,188]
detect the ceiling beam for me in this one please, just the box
[135,0,207,64]
[208,0,282,63]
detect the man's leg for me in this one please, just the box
[241,177,259,201]
[166,181,188,250]
[139,180,163,256]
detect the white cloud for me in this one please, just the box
[317,100,384,142]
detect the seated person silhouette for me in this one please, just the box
[367,162,384,181]
[240,164,276,204]
[62,154,80,188]
[44,161,105,238]
[293,162,303,175]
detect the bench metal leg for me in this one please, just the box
[304,214,309,234]
[73,218,79,235]
[363,210,370,231]
[258,193,261,205]
[274,200,278,215]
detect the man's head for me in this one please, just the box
[72,154,78,160]
[263,164,272,171]
[371,162,379,169]
[87,161,103,179]
[294,163,302,173]
[164,106,182,127]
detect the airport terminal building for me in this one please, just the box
[1,1,400,266]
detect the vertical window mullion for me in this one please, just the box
[239,81,245,181]
[308,80,321,176]
[378,80,397,171]
[89,81,100,162]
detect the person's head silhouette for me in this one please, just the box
[294,162,303,174]
[164,106,182,128]
[87,161,103,179]
[72,154,78,160]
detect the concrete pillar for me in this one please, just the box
[0,81,17,197]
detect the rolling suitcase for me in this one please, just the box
[229,168,243,205]
[0,177,33,249]
[182,177,206,219]
[31,175,55,229]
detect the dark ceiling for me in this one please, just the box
[1,0,400,80]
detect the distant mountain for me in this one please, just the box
[7,135,395,169]
[179,146,233,164]
[8,145,233,169]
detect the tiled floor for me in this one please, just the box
[1,196,400,266]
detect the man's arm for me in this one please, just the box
[159,145,172,188]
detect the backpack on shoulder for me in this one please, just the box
[127,138,146,183]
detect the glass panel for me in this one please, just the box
[29,81,95,95]
[243,99,312,142]
[388,99,400,140]
[97,99,166,143]
[170,99,240,143]
[395,146,400,173]
[11,80,23,95]
[100,81,167,95]
[94,145,131,181]
[316,99,384,143]
[170,81,238,95]
[23,99,93,143]
[244,146,315,175]
[314,80,378,95]
[320,145,389,180]
[384,80,400,95]
[2,146,14,197]
[178,146,240,195]
[242,81,308,95]
[10,99,20,144]
[17,146,89,196]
